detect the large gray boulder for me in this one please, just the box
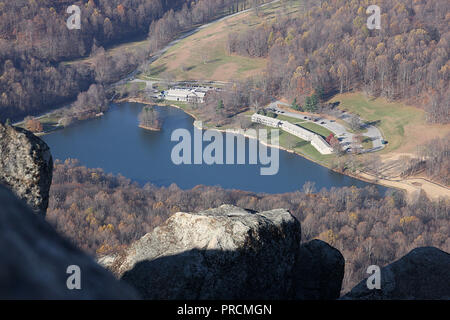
[0,185,138,299]
[0,123,53,214]
[104,204,346,300]
[108,205,302,299]
[343,247,450,300]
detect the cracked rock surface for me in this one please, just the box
[103,205,344,300]
[0,124,52,214]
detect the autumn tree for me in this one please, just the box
[25,118,43,133]
[139,107,162,130]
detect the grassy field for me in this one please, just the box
[146,0,304,81]
[361,137,373,150]
[275,114,306,124]
[254,123,333,165]
[297,122,333,139]
[279,129,333,164]
[329,92,450,154]
[63,1,273,67]
[124,82,146,91]
[63,37,150,66]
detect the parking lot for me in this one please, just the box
[267,101,385,153]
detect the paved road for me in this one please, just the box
[339,111,384,151]
[130,78,157,90]
[268,101,384,153]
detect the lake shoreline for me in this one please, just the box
[118,96,399,193]
[138,124,161,131]
[22,94,396,193]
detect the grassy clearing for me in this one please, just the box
[63,37,150,66]
[125,82,146,90]
[297,122,333,139]
[362,137,374,150]
[329,92,428,153]
[275,114,306,124]
[146,0,304,81]
[162,100,190,111]
[255,123,333,165]
[279,130,333,165]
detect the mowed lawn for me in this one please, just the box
[329,92,448,154]
[147,0,304,81]
[256,124,333,165]
[297,122,333,139]
[278,130,334,165]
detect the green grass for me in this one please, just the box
[146,0,304,81]
[329,92,425,153]
[362,137,373,150]
[148,34,265,81]
[275,114,306,124]
[164,100,190,110]
[124,82,146,90]
[297,122,333,139]
[63,38,150,66]
[256,124,334,165]
[280,130,333,164]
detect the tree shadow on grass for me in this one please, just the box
[362,120,381,128]
[150,64,167,76]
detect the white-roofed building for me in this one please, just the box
[165,88,208,103]
[281,121,315,141]
[311,135,334,155]
[251,113,282,127]
[251,113,334,155]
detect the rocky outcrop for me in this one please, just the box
[0,123,53,214]
[294,239,345,300]
[343,247,450,300]
[104,205,345,300]
[0,185,138,299]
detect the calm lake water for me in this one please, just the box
[43,102,386,194]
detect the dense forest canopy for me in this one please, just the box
[47,160,450,293]
[228,0,449,123]
[0,0,255,121]
[2,0,447,123]
[1,0,447,295]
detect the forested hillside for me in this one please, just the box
[0,0,253,121]
[47,160,450,292]
[228,0,449,123]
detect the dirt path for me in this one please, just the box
[358,171,450,199]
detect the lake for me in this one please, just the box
[43,102,386,194]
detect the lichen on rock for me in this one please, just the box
[0,123,53,214]
[102,204,345,300]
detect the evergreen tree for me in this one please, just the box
[310,93,319,112]
[304,96,312,112]
[314,86,324,100]
[291,98,301,110]
[216,99,224,112]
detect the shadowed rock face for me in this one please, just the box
[103,205,345,300]
[342,247,450,300]
[0,185,138,299]
[294,239,345,300]
[0,124,53,214]
[115,205,302,299]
